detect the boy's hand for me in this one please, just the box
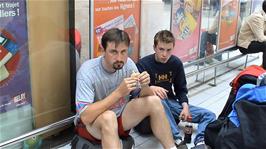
[150,86,168,99]
[180,102,190,121]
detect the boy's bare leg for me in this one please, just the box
[85,110,121,148]
[122,95,175,149]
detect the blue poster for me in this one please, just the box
[0,0,31,113]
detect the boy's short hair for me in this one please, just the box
[154,30,175,47]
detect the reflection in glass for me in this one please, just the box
[199,0,221,63]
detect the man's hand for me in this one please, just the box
[116,77,138,98]
[150,86,168,99]
[138,71,150,87]
[179,102,190,121]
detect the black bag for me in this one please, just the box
[134,117,153,135]
[71,135,101,149]
[71,134,135,149]
[219,65,265,118]
[210,118,243,149]
[205,100,266,149]
[235,100,266,149]
[134,116,180,135]
[205,66,266,149]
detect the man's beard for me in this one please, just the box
[113,61,124,70]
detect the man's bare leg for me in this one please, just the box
[85,110,121,148]
[122,95,175,149]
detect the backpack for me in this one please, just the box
[71,134,135,149]
[134,117,180,135]
[219,65,266,118]
[205,65,266,149]
[205,94,266,149]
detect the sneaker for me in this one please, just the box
[205,58,213,64]
[206,58,220,65]
[191,144,211,149]
[175,139,188,149]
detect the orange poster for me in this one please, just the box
[218,0,239,50]
[93,0,141,62]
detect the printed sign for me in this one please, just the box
[93,0,141,62]
[218,0,239,50]
[171,0,202,62]
[0,0,31,113]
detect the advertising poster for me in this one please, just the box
[93,0,140,62]
[0,0,31,113]
[171,0,202,62]
[218,0,239,50]
[251,0,263,12]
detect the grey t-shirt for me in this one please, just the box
[75,56,138,117]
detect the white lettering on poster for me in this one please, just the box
[95,0,135,12]
[13,93,26,103]
[0,2,20,18]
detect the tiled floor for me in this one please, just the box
[58,54,262,149]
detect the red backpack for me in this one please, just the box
[219,65,266,117]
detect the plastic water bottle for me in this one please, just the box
[257,72,266,86]
[23,136,42,149]
[183,116,193,143]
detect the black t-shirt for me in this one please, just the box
[136,54,188,104]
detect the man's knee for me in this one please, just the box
[99,111,118,131]
[145,95,164,111]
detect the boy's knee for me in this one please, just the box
[206,111,216,121]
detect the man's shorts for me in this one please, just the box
[75,116,130,144]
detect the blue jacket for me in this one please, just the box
[228,84,266,127]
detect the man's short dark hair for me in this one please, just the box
[154,30,175,47]
[101,28,130,50]
[263,0,266,13]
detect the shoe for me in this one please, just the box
[175,139,188,149]
[191,144,211,149]
[206,58,220,64]
[198,62,205,66]
[205,58,213,64]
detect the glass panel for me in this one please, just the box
[239,0,252,20]
[0,36,5,44]
[0,0,73,147]
[140,0,171,58]
[199,0,220,61]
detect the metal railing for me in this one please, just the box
[0,116,75,148]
